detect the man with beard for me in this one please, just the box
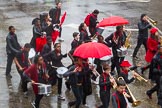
[6,26,21,78]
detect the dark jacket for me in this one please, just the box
[99,73,111,92]
[41,21,53,36]
[63,65,84,87]
[149,53,162,81]
[6,32,21,55]
[89,14,98,28]
[80,30,90,42]
[49,7,61,24]
[71,39,80,50]
[138,21,151,39]
[105,32,125,57]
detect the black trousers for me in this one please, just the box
[89,27,96,37]
[147,81,160,96]
[6,53,15,75]
[16,67,28,92]
[98,91,110,108]
[69,85,83,108]
[133,38,147,57]
[57,77,62,95]
[35,94,44,108]
[111,57,124,74]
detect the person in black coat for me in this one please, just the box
[89,9,99,37]
[6,26,21,78]
[132,14,152,59]
[79,23,90,42]
[97,64,115,108]
[71,32,80,50]
[64,58,84,108]
[46,43,67,100]
[146,46,162,99]
[105,26,126,74]
[49,2,62,38]
[30,19,42,49]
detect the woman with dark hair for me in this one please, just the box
[79,23,90,42]
[23,55,49,108]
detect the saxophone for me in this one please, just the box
[124,31,132,49]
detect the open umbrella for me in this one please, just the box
[60,12,67,26]
[97,16,129,27]
[73,42,112,59]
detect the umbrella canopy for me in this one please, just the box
[73,42,112,59]
[97,16,129,27]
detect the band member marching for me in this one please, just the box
[105,26,126,74]
[97,64,115,108]
[141,28,160,74]
[14,43,31,97]
[23,55,49,108]
[112,78,132,108]
[46,43,67,100]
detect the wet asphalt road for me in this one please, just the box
[0,0,162,108]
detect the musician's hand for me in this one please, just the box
[73,67,79,72]
[110,78,115,84]
[19,67,24,71]
[31,80,35,84]
[123,92,131,98]
[133,72,139,78]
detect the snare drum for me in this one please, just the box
[38,84,51,95]
[56,67,68,78]
[117,47,128,57]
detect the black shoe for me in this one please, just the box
[6,74,12,78]
[146,91,152,99]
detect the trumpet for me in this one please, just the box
[118,77,141,107]
[109,73,117,89]
[129,69,148,82]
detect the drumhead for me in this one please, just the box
[56,67,68,74]
[28,48,36,58]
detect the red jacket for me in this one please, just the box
[24,63,46,94]
[145,37,159,63]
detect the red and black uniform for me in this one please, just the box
[24,63,47,108]
[71,39,80,50]
[112,91,128,108]
[98,72,111,108]
[89,14,98,36]
[15,50,30,92]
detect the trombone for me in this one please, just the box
[118,77,141,107]
[146,16,162,35]
[129,69,148,83]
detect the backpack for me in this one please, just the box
[84,13,92,26]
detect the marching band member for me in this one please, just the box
[79,23,90,43]
[141,28,160,74]
[146,46,162,99]
[64,58,84,108]
[119,61,139,84]
[105,26,126,74]
[97,64,115,108]
[132,14,152,59]
[112,78,132,108]
[14,43,31,97]
[47,43,67,100]
[23,55,49,108]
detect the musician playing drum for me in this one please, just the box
[23,55,49,108]
[105,26,127,74]
[47,43,67,100]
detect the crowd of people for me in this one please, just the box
[5,1,162,108]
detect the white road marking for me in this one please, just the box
[107,0,151,3]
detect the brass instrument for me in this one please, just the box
[108,73,117,89]
[146,16,162,35]
[118,77,141,107]
[124,30,132,49]
[129,69,148,82]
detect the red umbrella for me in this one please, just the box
[73,42,112,59]
[60,12,66,26]
[97,16,129,27]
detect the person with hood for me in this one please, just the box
[132,14,152,59]
[6,26,21,78]
[89,9,99,37]
[141,28,160,74]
